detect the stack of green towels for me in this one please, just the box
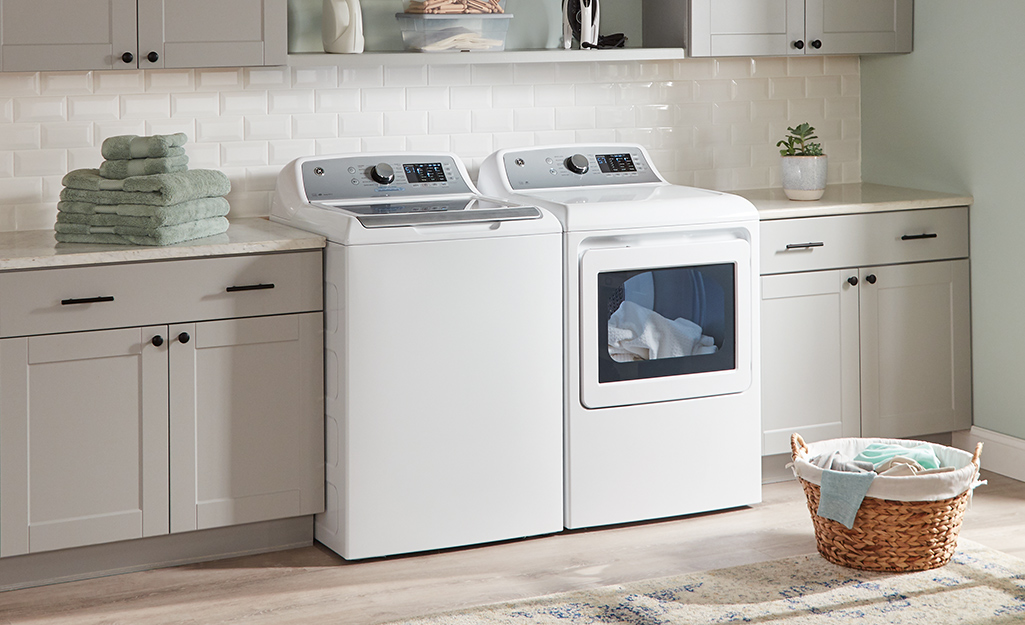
[55,133,232,246]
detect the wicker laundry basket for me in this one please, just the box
[791,433,983,572]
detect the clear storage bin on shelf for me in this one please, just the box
[402,0,506,13]
[394,13,512,52]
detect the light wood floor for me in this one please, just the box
[2,471,1024,625]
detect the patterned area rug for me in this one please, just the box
[386,540,1025,624]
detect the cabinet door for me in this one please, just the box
[169,313,324,533]
[0,327,169,556]
[760,269,860,455]
[860,259,972,438]
[805,0,913,55]
[688,0,805,57]
[0,0,137,71]
[137,0,286,69]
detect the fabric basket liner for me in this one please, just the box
[790,436,982,502]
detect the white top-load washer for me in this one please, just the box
[271,153,563,559]
[478,144,762,529]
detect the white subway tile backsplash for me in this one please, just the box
[15,149,67,177]
[68,95,120,121]
[196,117,246,142]
[41,122,93,149]
[146,70,196,93]
[0,55,862,231]
[449,86,491,110]
[293,114,339,139]
[406,87,449,111]
[428,109,472,135]
[362,88,406,112]
[14,97,66,123]
[269,90,316,114]
[0,124,41,150]
[120,94,171,119]
[171,93,220,118]
[315,89,360,113]
[383,110,429,136]
[41,72,93,95]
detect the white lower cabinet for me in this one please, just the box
[0,251,323,557]
[760,207,972,455]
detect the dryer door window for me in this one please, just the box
[579,236,753,409]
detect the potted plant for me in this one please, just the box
[777,123,827,201]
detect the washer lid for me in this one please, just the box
[312,196,542,228]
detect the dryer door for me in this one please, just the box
[579,236,753,409]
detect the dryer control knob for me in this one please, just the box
[370,163,395,185]
[565,154,589,175]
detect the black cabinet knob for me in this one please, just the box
[847,276,858,286]
[793,40,805,50]
[811,39,822,49]
[147,51,159,63]
[866,274,877,284]
[151,335,164,347]
[122,52,134,63]
[178,332,191,344]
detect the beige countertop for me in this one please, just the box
[0,217,325,271]
[732,183,973,220]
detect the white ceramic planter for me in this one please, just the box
[781,155,828,201]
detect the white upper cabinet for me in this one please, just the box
[642,0,912,57]
[0,0,286,72]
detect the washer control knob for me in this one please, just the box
[370,163,395,185]
[565,154,589,175]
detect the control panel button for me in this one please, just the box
[565,154,589,175]
[370,163,395,185]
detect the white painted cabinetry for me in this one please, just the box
[0,0,286,72]
[0,251,323,557]
[759,206,971,455]
[642,0,913,57]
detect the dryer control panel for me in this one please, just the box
[301,154,474,202]
[500,145,662,190]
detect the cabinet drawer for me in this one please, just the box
[0,251,323,338]
[760,207,969,275]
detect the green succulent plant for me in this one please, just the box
[777,123,824,156]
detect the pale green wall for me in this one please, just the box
[862,1,1025,439]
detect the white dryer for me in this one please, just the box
[478,144,762,529]
[271,153,563,559]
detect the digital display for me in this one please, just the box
[403,162,447,183]
[596,153,637,173]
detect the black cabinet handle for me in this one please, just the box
[847,276,858,286]
[901,233,938,241]
[785,242,824,250]
[121,52,134,63]
[178,332,191,344]
[866,274,877,284]
[147,51,159,63]
[152,335,164,347]
[61,295,114,305]
[793,40,805,49]
[226,283,275,292]
[811,39,822,49]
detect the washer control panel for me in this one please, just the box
[301,154,473,202]
[501,146,662,190]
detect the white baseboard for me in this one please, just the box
[952,426,1025,482]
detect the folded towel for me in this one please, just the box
[57,197,230,228]
[101,133,189,160]
[99,155,189,179]
[810,451,876,473]
[817,468,876,529]
[60,169,231,206]
[854,443,942,471]
[54,217,229,246]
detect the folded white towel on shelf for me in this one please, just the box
[607,300,717,362]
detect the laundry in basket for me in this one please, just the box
[790,433,984,572]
